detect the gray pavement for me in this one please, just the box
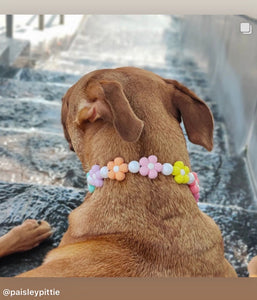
[0,15,256,277]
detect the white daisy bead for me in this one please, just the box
[100,166,109,178]
[188,172,195,184]
[128,161,140,173]
[162,163,173,176]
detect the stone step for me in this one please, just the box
[190,151,256,211]
[0,77,70,101]
[0,65,80,84]
[14,68,80,85]
[0,129,86,188]
[70,15,176,68]
[0,65,21,78]
[39,15,180,73]
[42,51,211,98]
[0,36,30,66]
[199,202,257,277]
[44,52,177,76]
[40,56,120,75]
[0,97,62,134]
[0,39,9,65]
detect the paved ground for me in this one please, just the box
[0,15,256,277]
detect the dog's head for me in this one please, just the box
[61,67,213,164]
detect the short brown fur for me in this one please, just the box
[18,67,237,277]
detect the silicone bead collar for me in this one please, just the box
[86,156,200,202]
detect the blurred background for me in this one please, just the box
[0,14,257,277]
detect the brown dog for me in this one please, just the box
[18,67,237,277]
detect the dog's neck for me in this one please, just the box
[81,117,192,169]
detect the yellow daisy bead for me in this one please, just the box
[184,166,190,174]
[184,174,190,184]
[174,161,184,168]
[172,166,181,176]
[172,161,191,184]
[174,175,184,184]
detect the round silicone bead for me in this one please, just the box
[162,163,173,176]
[88,185,95,193]
[100,166,109,178]
[86,172,96,193]
[190,184,199,194]
[194,193,200,201]
[128,161,140,173]
[188,172,195,184]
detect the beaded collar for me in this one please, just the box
[86,155,200,202]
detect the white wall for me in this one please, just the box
[180,15,257,197]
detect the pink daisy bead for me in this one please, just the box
[189,172,200,202]
[139,155,163,179]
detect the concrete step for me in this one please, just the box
[38,15,179,73]
[0,39,9,65]
[0,129,86,188]
[71,15,178,69]
[42,52,176,75]
[0,97,62,134]
[0,77,70,101]
[14,67,80,84]
[39,55,120,75]
[199,202,257,277]
[190,151,256,210]
[0,37,30,66]
[0,65,80,84]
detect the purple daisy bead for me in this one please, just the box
[88,165,104,187]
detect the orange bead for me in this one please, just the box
[119,163,128,173]
[108,170,115,180]
[114,157,124,166]
[107,161,114,170]
[116,171,125,181]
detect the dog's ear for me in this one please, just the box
[165,79,214,151]
[77,79,144,142]
[100,80,144,142]
[61,87,75,151]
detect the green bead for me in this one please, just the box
[88,185,95,193]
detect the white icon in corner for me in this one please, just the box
[240,23,252,34]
